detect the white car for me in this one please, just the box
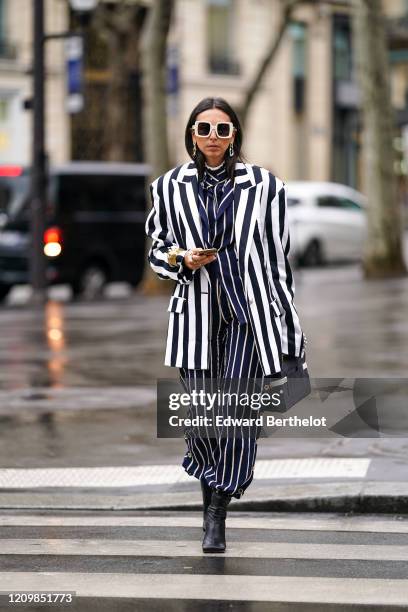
[285,181,367,266]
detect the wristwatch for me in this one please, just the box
[167,245,187,267]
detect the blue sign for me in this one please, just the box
[166,45,179,95]
[65,36,84,114]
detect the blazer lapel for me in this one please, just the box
[196,179,210,246]
[173,164,205,249]
[233,164,263,291]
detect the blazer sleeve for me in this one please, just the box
[145,176,197,285]
[264,175,306,357]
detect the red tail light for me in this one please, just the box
[0,165,24,177]
[44,226,62,245]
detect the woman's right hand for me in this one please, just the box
[184,248,217,271]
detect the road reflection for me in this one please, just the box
[45,300,66,389]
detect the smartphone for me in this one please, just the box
[196,248,218,256]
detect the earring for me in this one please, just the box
[229,142,234,157]
[193,141,197,157]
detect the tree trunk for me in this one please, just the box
[140,0,174,180]
[352,0,407,278]
[140,0,175,295]
[105,28,128,161]
[94,3,146,162]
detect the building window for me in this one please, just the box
[289,21,307,113]
[0,1,16,60]
[0,97,8,122]
[333,17,352,81]
[207,0,239,75]
[332,14,360,188]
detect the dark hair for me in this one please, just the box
[184,97,243,182]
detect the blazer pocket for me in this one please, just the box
[270,297,283,318]
[167,295,186,314]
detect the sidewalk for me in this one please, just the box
[0,454,406,514]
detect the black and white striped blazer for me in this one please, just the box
[145,160,305,376]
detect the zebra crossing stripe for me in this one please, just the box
[0,513,407,533]
[0,573,407,605]
[0,539,408,561]
[0,458,371,488]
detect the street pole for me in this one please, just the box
[28,0,97,305]
[30,0,47,304]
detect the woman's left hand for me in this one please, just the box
[184,248,217,270]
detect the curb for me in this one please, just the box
[0,481,407,514]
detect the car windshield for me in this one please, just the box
[0,174,30,219]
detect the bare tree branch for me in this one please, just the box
[238,0,354,127]
[238,0,302,127]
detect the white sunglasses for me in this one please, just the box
[192,121,236,139]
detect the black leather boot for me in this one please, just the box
[202,489,232,553]
[200,478,213,531]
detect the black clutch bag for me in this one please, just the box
[260,335,311,413]
[277,352,311,413]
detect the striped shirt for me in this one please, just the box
[198,162,249,324]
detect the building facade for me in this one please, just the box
[168,0,408,191]
[1,0,408,193]
[167,0,335,183]
[0,0,69,165]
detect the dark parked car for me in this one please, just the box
[0,161,150,301]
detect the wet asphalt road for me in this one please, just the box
[0,261,407,468]
[3,261,408,386]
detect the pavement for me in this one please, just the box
[0,454,406,515]
[0,261,407,515]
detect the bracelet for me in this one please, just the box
[167,245,186,267]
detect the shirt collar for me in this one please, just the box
[205,161,225,171]
[203,161,228,186]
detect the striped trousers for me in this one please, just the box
[180,277,276,499]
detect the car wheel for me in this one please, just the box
[300,240,324,267]
[71,264,108,300]
[0,283,11,302]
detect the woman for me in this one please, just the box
[145,97,306,553]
